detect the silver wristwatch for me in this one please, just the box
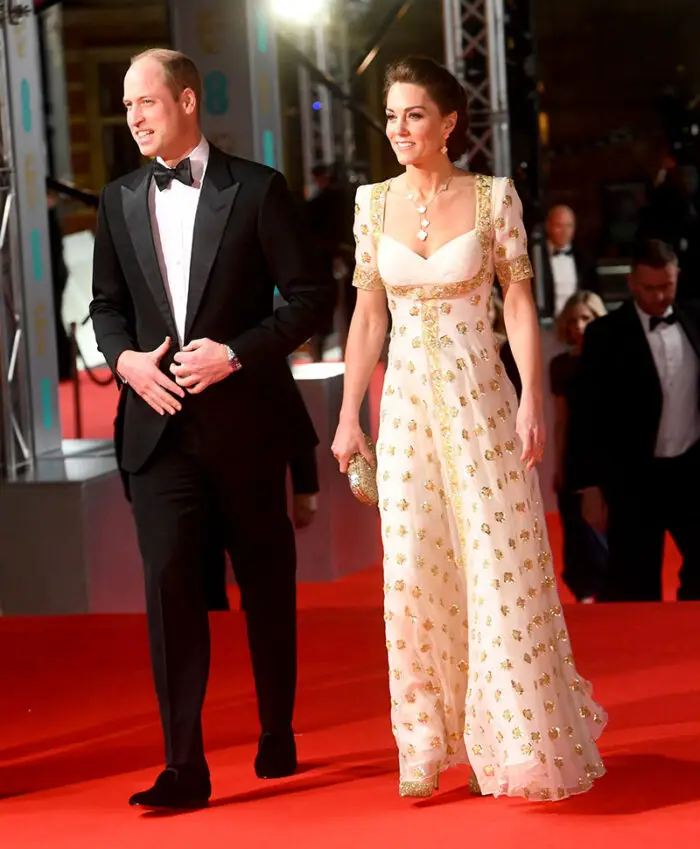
[224,344,241,373]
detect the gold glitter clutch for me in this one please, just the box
[347,435,378,507]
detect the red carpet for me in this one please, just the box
[2,589,700,848]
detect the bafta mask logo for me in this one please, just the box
[20,78,32,133]
[195,7,225,55]
[16,19,27,58]
[25,154,37,210]
[258,73,270,117]
[34,300,47,357]
[203,71,228,117]
[30,228,43,285]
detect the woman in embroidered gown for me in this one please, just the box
[332,57,606,802]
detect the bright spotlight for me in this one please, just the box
[271,0,326,25]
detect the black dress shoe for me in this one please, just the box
[254,731,297,779]
[129,768,211,809]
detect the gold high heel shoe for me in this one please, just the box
[399,773,440,798]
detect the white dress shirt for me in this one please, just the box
[149,136,209,347]
[549,242,578,316]
[635,302,700,458]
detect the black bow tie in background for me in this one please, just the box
[153,158,194,191]
[649,311,678,331]
[552,247,574,257]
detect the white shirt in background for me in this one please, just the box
[549,242,578,316]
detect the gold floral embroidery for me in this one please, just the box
[353,266,384,290]
[370,180,390,251]
[351,185,385,291]
[422,300,468,582]
[495,255,534,285]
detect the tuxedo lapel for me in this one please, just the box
[121,169,178,339]
[184,146,240,341]
[620,301,662,396]
[676,305,700,360]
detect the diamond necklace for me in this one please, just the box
[405,175,454,242]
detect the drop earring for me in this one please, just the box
[440,136,449,155]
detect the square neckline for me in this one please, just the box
[380,175,481,262]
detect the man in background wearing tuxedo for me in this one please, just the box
[90,49,333,808]
[568,239,700,602]
[543,205,601,317]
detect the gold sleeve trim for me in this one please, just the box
[353,267,384,291]
[495,255,533,286]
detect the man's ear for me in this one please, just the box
[181,87,197,115]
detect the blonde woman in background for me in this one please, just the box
[550,291,608,602]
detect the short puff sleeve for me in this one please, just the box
[492,177,533,287]
[351,184,384,291]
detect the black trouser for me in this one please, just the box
[201,444,319,612]
[557,490,608,601]
[129,416,297,774]
[601,441,700,602]
[202,494,231,611]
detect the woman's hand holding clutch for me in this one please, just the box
[332,418,374,473]
[332,418,378,506]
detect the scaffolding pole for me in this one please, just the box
[443,0,511,176]
[0,2,61,480]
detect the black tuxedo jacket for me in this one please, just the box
[90,145,334,475]
[567,299,700,494]
[542,245,601,317]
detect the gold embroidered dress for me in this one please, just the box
[352,175,606,801]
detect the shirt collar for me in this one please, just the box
[549,241,573,256]
[635,301,674,332]
[155,136,209,188]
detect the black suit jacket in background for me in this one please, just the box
[91,145,334,476]
[542,245,601,318]
[567,299,700,495]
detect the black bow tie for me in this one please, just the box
[649,311,678,331]
[553,247,574,257]
[153,158,194,191]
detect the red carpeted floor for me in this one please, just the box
[1,372,693,847]
[2,587,700,848]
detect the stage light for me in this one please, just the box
[271,0,326,25]
[312,101,322,111]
